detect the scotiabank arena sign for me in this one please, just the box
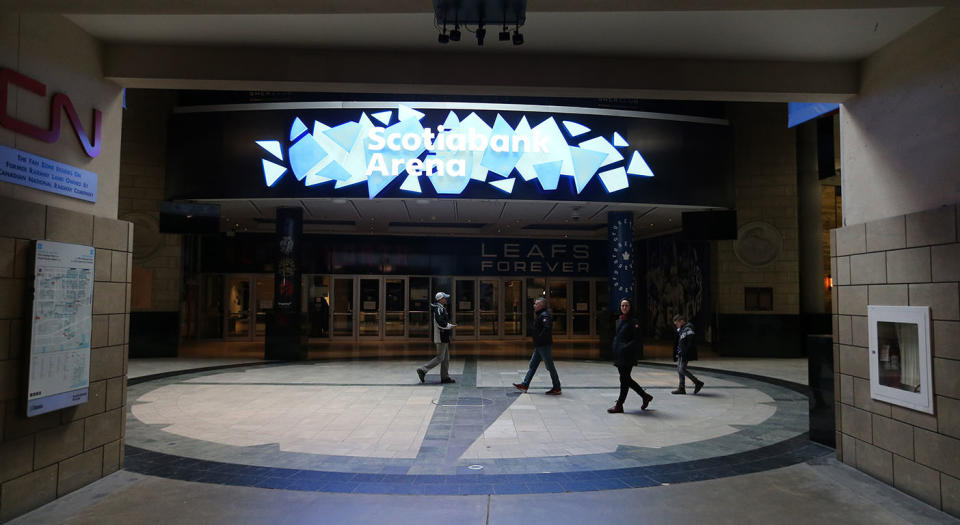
[255,104,655,199]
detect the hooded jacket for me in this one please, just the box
[432,302,454,343]
[674,321,698,362]
[612,315,642,366]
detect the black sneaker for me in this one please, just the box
[440,377,456,384]
[545,388,562,395]
[671,388,686,395]
[417,369,426,383]
[693,381,704,394]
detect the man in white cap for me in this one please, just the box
[417,291,456,384]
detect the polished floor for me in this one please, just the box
[9,355,959,524]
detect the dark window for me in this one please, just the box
[745,287,774,311]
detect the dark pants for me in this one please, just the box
[522,345,560,390]
[616,365,646,404]
[678,358,700,386]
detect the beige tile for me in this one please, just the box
[0,464,58,523]
[93,281,126,315]
[866,215,906,252]
[934,321,960,360]
[110,249,127,282]
[872,414,913,459]
[906,205,957,247]
[837,224,866,256]
[837,285,868,316]
[853,377,891,417]
[83,408,122,451]
[0,278,25,320]
[934,358,960,399]
[868,284,909,306]
[34,421,84,468]
[90,345,124,382]
[886,247,932,284]
[60,380,106,422]
[45,206,93,246]
[915,427,960,478]
[850,252,886,285]
[13,239,31,278]
[838,344,869,379]
[105,377,124,411]
[943,473,960,518]
[851,315,869,348]
[91,314,108,349]
[891,404,938,432]
[836,256,851,285]
[839,374,854,404]
[893,455,942,508]
[57,447,103,496]
[93,216,129,251]
[108,313,124,347]
[0,237,14,277]
[841,404,872,442]
[837,315,852,345]
[909,283,960,321]
[855,439,893,483]
[102,439,121,475]
[0,196,45,240]
[830,229,837,257]
[841,433,857,466]
[932,243,960,282]
[94,248,111,282]
[0,435,34,484]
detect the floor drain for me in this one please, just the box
[467,465,484,470]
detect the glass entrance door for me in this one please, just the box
[385,278,406,337]
[547,279,570,336]
[478,279,498,337]
[254,276,274,338]
[332,277,354,337]
[454,279,476,338]
[504,279,523,337]
[572,280,591,336]
[359,278,381,337]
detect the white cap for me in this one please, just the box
[435,292,450,300]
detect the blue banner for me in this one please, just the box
[0,144,98,202]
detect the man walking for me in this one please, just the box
[514,297,561,395]
[672,313,704,394]
[417,292,456,384]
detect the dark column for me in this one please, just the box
[265,206,306,360]
[607,212,634,311]
[797,121,826,315]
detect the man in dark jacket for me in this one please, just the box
[416,292,456,384]
[608,298,653,413]
[514,297,561,395]
[672,314,704,395]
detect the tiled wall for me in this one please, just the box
[832,203,960,516]
[0,196,131,522]
[118,90,181,312]
[715,103,800,315]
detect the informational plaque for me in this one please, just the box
[27,241,95,417]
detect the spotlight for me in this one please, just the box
[450,25,461,41]
[438,32,449,44]
[476,27,486,46]
[499,24,510,41]
[512,30,523,45]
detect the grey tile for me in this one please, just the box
[886,247,931,284]
[893,455,941,508]
[932,243,960,282]
[837,224,866,256]
[906,205,957,247]
[866,215,906,252]
[868,285,909,307]
[909,283,959,321]
[850,252,886,285]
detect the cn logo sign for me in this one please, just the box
[0,68,102,158]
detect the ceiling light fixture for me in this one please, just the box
[434,0,526,46]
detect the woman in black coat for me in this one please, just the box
[608,298,653,413]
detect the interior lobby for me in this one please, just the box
[1,2,959,524]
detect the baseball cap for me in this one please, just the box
[435,292,450,300]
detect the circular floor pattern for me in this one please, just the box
[123,359,831,494]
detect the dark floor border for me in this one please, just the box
[123,359,828,495]
[635,360,810,396]
[123,434,831,495]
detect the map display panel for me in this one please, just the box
[27,241,94,417]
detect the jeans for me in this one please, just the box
[677,358,700,387]
[522,345,560,390]
[420,342,450,380]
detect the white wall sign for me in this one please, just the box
[0,144,98,202]
[27,241,95,417]
[868,305,934,414]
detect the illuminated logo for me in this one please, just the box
[257,104,654,198]
[0,68,102,158]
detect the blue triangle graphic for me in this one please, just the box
[398,105,425,122]
[290,118,308,141]
[372,111,392,126]
[256,140,283,161]
[442,111,460,131]
[533,160,562,191]
[262,159,287,187]
[324,122,361,152]
[598,167,629,193]
[489,178,516,194]
[612,132,628,148]
[569,147,607,193]
[627,151,654,177]
[563,120,591,137]
[400,174,422,193]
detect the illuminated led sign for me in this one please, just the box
[256,104,655,198]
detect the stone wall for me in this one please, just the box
[832,203,960,516]
[715,103,799,316]
[0,197,131,522]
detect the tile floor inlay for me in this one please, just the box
[124,359,831,494]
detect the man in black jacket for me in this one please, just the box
[672,314,704,395]
[514,297,561,395]
[417,292,456,384]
